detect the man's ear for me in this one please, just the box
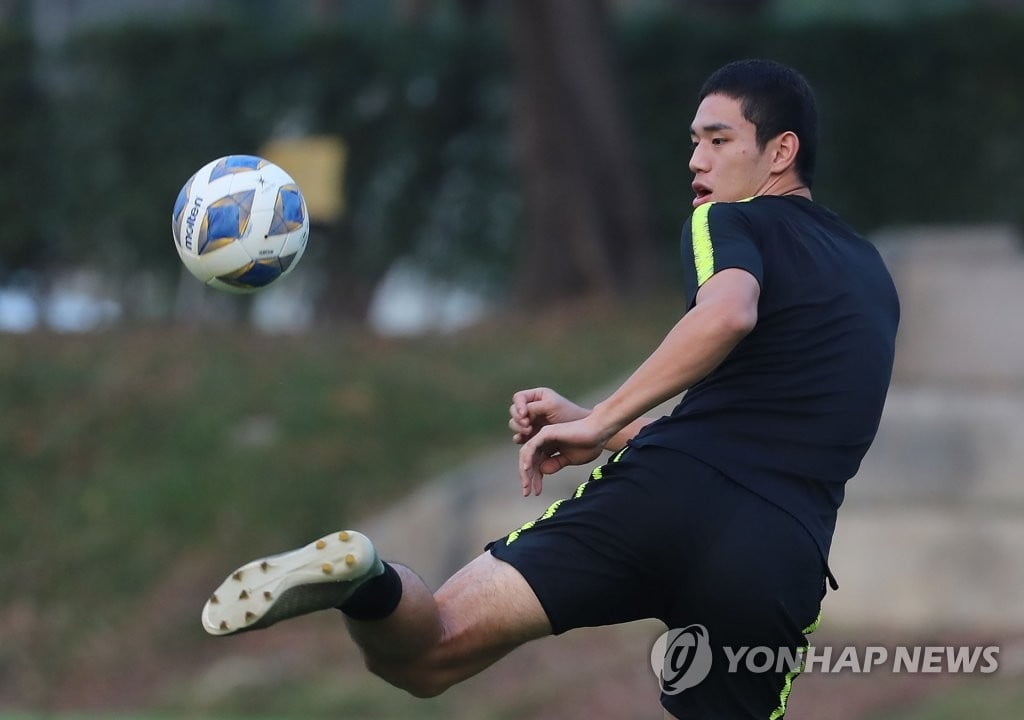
[770,131,800,175]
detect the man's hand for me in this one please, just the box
[508,387,590,445]
[517,416,608,497]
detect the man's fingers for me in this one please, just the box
[518,427,576,496]
[512,388,551,417]
[532,453,572,494]
[519,439,532,494]
[509,400,533,445]
[520,462,538,496]
[509,418,532,439]
[511,390,535,416]
[509,402,525,425]
[519,434,546,496]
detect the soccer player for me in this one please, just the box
[202,59,899,718]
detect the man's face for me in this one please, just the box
[688,93,776,208]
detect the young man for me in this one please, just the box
[202,59,899,718]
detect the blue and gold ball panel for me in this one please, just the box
[199,190,255,255]
[270,184,305,236]
[208,155,268,182]
[216,257,285,289]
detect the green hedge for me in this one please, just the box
[620,10,1024,244]
[3,10,1022,292]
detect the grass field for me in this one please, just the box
[2,671,1023,719]
[0,297,681,712]
[864,677,1024,720]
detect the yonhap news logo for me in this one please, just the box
[651,626,1000,694]
[650,624,714,694]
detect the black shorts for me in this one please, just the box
[487,443,827,719]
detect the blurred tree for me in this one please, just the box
[504,0,660,307]
[0,22,49,275]
[305,17,515,325]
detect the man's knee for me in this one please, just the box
[364,654,453,699]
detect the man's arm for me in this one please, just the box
[603,417,655,452]
[588,267,759,441]
[518,268,760,496]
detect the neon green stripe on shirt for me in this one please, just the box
[691,201,715,286]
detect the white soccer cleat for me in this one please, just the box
[201,530,383,636]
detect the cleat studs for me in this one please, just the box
[239,590,249,600]
[260,561,270,572]
[219,620,229,631]
[315,540,327,550]
[263,591,273,601]
[209,593,219,605]
[232,570,244,581]
[321,562,333,574]
[338,531,350,542]
[345,553,356,567]
[245,611,256,622]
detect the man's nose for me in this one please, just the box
[689,143,709,174]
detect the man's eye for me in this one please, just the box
[711,137,725,146]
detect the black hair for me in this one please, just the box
[699,59,818,188]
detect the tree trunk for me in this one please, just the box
[505,0,659,308]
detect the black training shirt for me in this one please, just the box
[631,195,899,558]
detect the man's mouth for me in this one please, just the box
[692,182,712,207]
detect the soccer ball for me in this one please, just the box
[171,155,309,293]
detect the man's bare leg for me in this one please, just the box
[345,552,552,697]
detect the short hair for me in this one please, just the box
[698,59,818,188]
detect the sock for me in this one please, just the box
[337,562,403,621]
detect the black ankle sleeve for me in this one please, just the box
[337,562,403,621]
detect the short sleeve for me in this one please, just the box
[680,201,764,307]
